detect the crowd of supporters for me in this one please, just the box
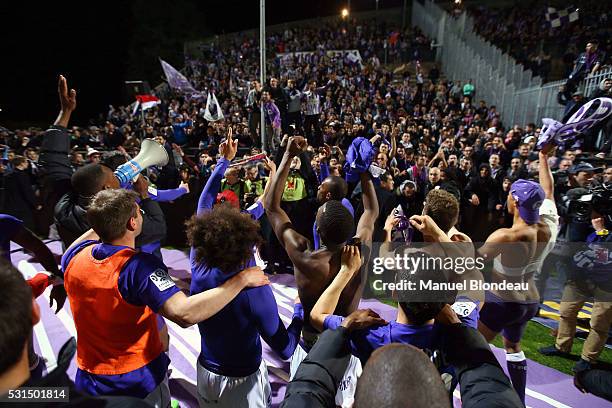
[1,14,612,408]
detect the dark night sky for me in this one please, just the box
[1,0,402,129]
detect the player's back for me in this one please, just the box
[293,243,367,334]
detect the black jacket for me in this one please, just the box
[38,126,74,182]
[442,324,523,408]
[54,193,167,249]
[281,328,351,408]
[0,338,152,407]
[282,325,523,408]
[2,170,37,213]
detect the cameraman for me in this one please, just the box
[543,164,602,297]
[540,190,612,373]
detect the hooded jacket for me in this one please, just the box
[54,192,166,249]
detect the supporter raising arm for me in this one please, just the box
[40,75,76,176]
[264,136,312,254]
[54,75,76,128]
[38,76,78,232]
[196,127,239,214]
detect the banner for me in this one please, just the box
[159,58,197,93]
[277,50,363,66]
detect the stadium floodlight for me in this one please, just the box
[341,8,349,19]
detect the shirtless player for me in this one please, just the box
[476,147,558,406]
[264,136,379,407]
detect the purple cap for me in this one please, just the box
[510,179,545,224]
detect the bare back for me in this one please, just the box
[292,240,370,332]
[489,222,553,302]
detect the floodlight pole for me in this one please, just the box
[260,0,266,152]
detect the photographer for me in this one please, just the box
[540,185,612,374]
[543,163,603,295]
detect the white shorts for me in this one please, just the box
[289,344,362,408]
[196,360,271,408]
[144,374,171,408]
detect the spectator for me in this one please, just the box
[2,156,40,230]
[463,79,475,101]
[567,40,603,92]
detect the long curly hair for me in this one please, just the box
[186,204,263,273]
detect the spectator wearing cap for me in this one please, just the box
[86,148,101,164]
[590,77,612,100]
[397,180,423,218]
[569,162,602,188]
[557,86,587,122]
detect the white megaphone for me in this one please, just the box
[114,139,169,187]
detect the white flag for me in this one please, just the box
[203,92,225,122]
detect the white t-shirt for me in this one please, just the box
[531,198,559,273]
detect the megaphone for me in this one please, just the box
[114,139,169,187]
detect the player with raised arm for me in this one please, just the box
[264,135,379,407]
[475,146,559,406]
[188,128,301,408]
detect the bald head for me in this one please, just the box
[355,344,449,408]
[316,200,354,248]
[71,163,119,198]
[317,176,348,203]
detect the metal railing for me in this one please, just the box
[411,0,612,127]
[513,69,612,126]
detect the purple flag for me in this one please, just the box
[159,58,197,93]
